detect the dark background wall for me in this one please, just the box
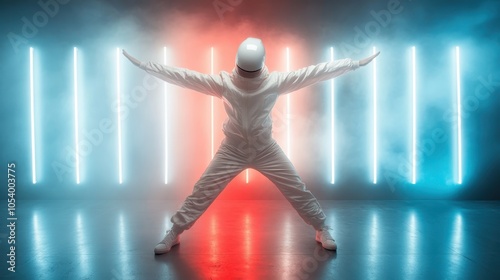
[1,0,499,200]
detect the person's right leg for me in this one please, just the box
[155,141,247,254]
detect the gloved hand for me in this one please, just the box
[122,49,142,67]
[359,51,380,66]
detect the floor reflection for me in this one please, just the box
[407,211,417,278]
[8,200,498,279]
[280,213,293,280]
[243,212,252,268]
[450,212,463,278]
[76,212,90,278]
[116,212,132,279]
[32,212,47,274]
[368,210,378,280]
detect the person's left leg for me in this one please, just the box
[251,140,336,250]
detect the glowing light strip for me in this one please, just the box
[116,48,123,184]
[30,47,37,184]
[74,47,80,184]
[411,46,416,184]
[244,45,248,183]
[164,47,169,184]
[211,47,215,159]
[372,46,377,184]
[455,46,462,184]
[245,41,249,185]
[330,47,335,184]
[286,47,291,158]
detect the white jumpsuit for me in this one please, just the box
[139,58,360,232]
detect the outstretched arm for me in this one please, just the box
[277,51,380,95]
[122,49,223,98]
[359,51,380,66]
[123,50,142,67]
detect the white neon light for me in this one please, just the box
[164,47,169,184]
[411,46,416,184]
[244,45,249,182]
[286,47,291,158]
[74,47,80,184]
[30,47,37,184]
[330,47,335,184]
[116,48,123,184]
[211,47,215,159]
[455,46,462,184]
[372,46,377,184]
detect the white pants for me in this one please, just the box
[171,138,327,232]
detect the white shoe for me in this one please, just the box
[154,230,180,255]
[315,226,337,251]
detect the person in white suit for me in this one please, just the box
[123,37,379,255]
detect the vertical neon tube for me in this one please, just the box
[116,48,123,184]
[411,46,417,184]
[30,47,37,184]
[330,47,335,184]
[244,47,249,184]
[286,47,291,158]
[74,47,80,184]
[164,47,169,184]
[210,47,215,160]
[238,45,249,184]
[455,46,462,184]
[372,46,377,184]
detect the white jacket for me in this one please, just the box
[139,59,359,150]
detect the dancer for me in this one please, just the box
[123,37,379,254]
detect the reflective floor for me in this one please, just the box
[2,200,500,279]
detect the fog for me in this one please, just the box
[1,0,499,199]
